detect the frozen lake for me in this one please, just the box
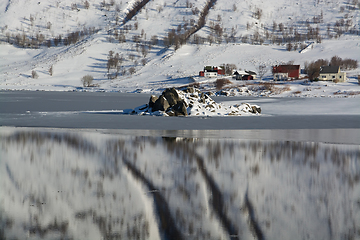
[1,91,359,133]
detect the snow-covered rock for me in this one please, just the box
[124,87,261,117]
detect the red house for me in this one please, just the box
[199,66,225,77]
[272,65,300,80]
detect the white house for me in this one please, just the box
[319,66,346,82]
[204,71,218,77]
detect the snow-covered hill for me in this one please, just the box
[0,0,359,96]
[1,128,359,239]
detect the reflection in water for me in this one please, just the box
[1,128,359,240]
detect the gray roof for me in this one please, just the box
[245,70,257,75]
[319,66,339,74]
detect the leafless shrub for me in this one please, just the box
[253,7,263,20]
[215,78,232,90]
[129,67,136,75]
[141,45,148,57]
[81,75,94,87]
[258,82,274,91]
[31,70,38,79]
[151,35,158,45]
[293,90,302,94]
[286,42,292,51]
[157,5,163,13]
[84,0,90,9]
[46,21,52,30]
[256,64,268,80]
[186,0,192,8]
[71,3,78,11]
[232,4,237,12]
[49,65,53,76]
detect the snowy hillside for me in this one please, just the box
[1,128,359,239]
[0,0,359,95]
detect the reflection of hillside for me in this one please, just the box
[1,129,359,240]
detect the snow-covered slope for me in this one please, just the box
[0,0,359,95]
[1,128,359,239]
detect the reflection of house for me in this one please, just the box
[319,66,346,82]
[233,70,256,80]
[199,66,225,77]
[272,65,300,80]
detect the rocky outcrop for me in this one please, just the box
[126,87,261,117]
[150,87,188,116]
[152,95,170,112]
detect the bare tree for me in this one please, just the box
[141,45,149,58]
[286,42,292,51]
[81,75,94,87]
[151,35,158,45]
[71,3,78,11]
[253,7,262,20]
[46,21,52,30]
[232,4,237,12]
[256,64,268,80]
[32,70,39,79]
[49,65,53,76]
[129,67,136,75]
[84,0,90,9]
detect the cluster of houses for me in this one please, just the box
[199,64,347,82]
[199,66,256,80]
[272,64,346,82]
[199,66,224,77]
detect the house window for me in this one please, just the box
[332,75,335,78]
[322,75,326,78]
[339,76,342,78]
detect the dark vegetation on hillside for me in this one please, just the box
[1,0,359,50]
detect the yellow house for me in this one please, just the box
[319,66,346,82]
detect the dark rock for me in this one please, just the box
[148,95,158,109]
[251,105,261,114]
[219,91,229,96]
[166,110,175,116]
[171,100,188,116]
[184,87,195,93]
[163,88,181,106]
[152,96,170,112]
[163,92,177,106]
